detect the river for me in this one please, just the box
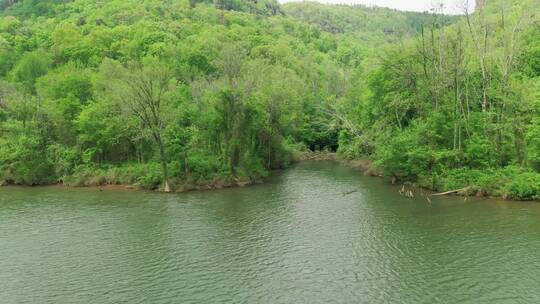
[1,161,540,303]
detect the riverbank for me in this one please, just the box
[293,150,338,162]
[0,150,337,193]
[1,150,326,193]
[336,155,540,202]
[1,176,262,193]
[0,151,325,193]
[2,152,538,201]
[0,162,264,193]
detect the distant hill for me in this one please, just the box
[282,2,460,44]
[1,0,282,16]
[475,0,486,10]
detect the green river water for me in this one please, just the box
[1,161,540,304]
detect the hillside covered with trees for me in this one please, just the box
[282,2,459,43]
[0,0,364,190]
[0,0,539,199]
[336,0,540,200]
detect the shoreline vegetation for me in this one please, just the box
[338,157,540,202]
[0,164,263,193]
[299,151,540,202]
[341,158,540,202]
[2,150,538,202]
[0,150,331,193]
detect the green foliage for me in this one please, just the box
[0,135,55,185]
[505,171,540,200]
[436,167,540,200]
[11,50,49,93]
[464,135,497,168]
[0,0,358,188]
[1,0,65,17]
[336,0,540,200]
[521,27,540,77]
[47,143,81,178]
[526,117,540,170]
[184,153,223,182]
[65,163,162,189]
[283,2,459,44]
[0,0,538,200]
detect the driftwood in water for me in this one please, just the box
[430,187,469,197]
[399,185,414,198]
[302,152,336,161]
[305,154,319,160]
[343,190,358,196]
[405,190,414,198]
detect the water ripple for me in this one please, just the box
[1,162,540,303]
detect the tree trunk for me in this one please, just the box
[183,150,190,180]
[155,134,170,192]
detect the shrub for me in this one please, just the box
[504,171,540,200]
[436,167,540,200]
[47,144,82,178]
[187,154,222,182]
[64,163,163,189]
[464,135,497,168]
[0,135,55,185]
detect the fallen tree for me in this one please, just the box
[430,187,470,197]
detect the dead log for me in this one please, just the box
[343,190,358,196]
[430,187,469,196]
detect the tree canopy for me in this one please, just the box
[0,0,538,199]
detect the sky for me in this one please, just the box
[278,0,476,14]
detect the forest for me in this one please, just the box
[0,0,538,200]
